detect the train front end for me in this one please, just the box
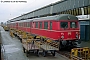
[58,14,81,49]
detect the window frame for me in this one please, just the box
[35,22,38,28]
[50,21,52,30]
[70,22,77,28]
[39,22,42,29]
[44,21,48,29]
[60,22,68,28]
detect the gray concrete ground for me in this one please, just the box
[0,26,28,60]
[0,26,68,60]
[1,26,90,60]
[81,41,90,48]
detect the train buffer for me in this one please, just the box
[71,47,90,60]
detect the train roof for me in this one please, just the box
[32,14,78,22]
[8,14,78,23]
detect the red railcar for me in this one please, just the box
[8,14,81,49]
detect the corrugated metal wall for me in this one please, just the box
[9,0,90,21]
[34,6,51,17]
[79,20,90,41]
[80,25,85,40]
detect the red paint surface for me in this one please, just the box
[9,20,80,40]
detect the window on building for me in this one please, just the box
[39,22,42,29]
[69,10,72,15]
[76,8,79,16]
[74,9,76,16]
[50,22,52,30]
[78,8,82,15]
[84,7,88,15]
[88,6,90,14]
[71,10,74,15]
[44,22,48,29]
[35,22,38,28]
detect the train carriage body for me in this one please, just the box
[7,14,81,49]
[31,14,80,40]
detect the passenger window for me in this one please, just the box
[26,22,28,27]
[39,22,42,29]
[24,23,26,27]
[25,23,27,27]
[44,22,48,29]
[27,22,30,27]
[60,22,68,28]
[19,23,21,26]
[70,22,77,28]
[21,23,22,27]
[35,22,38,28]
[50,22,52,30]
[22,23,23,27]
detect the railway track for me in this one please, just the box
[57,51,71,59]
[56,47,72,59]
[57,47,90,60]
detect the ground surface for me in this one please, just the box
[0,26,68,60]
[1,26,90,60]
[81,41,90,48]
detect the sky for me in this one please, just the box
[0,0,61,23]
